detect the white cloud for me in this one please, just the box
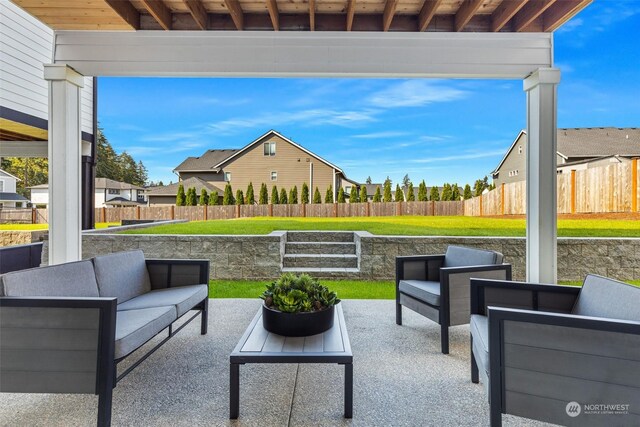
[368,80,468,108]
[409,149,505,164]
[353,131,411,139]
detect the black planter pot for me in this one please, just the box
[262,303,336,337]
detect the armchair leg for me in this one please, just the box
[201,298,208,335]
[396,302,402,325]
[440,324,449,354]
[470,336,479,383]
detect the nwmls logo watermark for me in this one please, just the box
[566,401,630,417]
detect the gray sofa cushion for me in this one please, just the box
[115,306,177,359]
[93,250,151,304]
[444,246,503,268]
[470,314,489,374]
[117,284,208,317]
[0,260,99,297]
[399,280,441,306]
[572,274,640,322]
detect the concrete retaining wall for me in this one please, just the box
[0,230,47,247]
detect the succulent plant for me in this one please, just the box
[260,273,340,313]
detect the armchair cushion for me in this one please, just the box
[117,284,208,317]
[93,250,152,304]
[115,305,177,359]
[572,274,640,322]
[444,246,503,268]
[398,280,440,306]
[0,260,99,297]
[470,314,489,374]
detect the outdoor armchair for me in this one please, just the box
[470,275,640,427]
[395,245,512,354]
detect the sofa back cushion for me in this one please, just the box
[571,274,640,322]
[444,246,503,268]
[0,260,99,297]
[93,250,151,304]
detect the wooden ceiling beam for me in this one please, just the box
[542,0,591,32]
[491,0,528,32]
[223,0,244,30]
[418,0,442,32]
[346,0,356,31]
[140,0,172,30]
[183,0,208,30]
[309,0,315,31]
[454,0,484,32]
[513,0,556,32]
[104,0,140,30]
[266,0,280,31]
[382,0,399,32]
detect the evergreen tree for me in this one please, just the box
[246,182,255,204]
[430,186,440,201]
[366,176,372,184]
[209,191,219,205]
[301,183,310,204]
[395,184,404,202]
[359,185,368,202]
[406,183,415,201]
[235,189,244,205]
[176,184,186,206]
[289,185,298,204]
[383,180,392,202]
[441,183,453,201]
[372,186,382,202]
[452,184,461,201]
[402,174,411,188]
[349,185,359,203]
[417,180,428,201]
[463,184,473,200]
[325,185,334,203]
[280,188,288,204]
[271,185,280,204]
[313,187,322,204]
[185,187,197,206]
[223,183,234,205]
[199,188,209,205]
[259,183,269,204]
[337,187,346,203]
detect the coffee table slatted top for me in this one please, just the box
[230,303,352,364]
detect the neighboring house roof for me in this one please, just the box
[0,192,29,202]
[29,184,48,189]
[558,154,628,168]
[104,197,145,206]
[363,183,383,194]
[174,149,239,172]
[0,169,21,181]
[28,178,144,190]
[146,177,223,197]
[492,128,640,175]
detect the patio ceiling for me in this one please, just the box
[14,0,591,32]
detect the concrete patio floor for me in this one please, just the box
[0,299,548,426]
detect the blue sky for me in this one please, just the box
[98,1,640,187]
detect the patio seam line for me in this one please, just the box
[287,363,300,427]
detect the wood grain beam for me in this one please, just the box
[104,0,140,30]
[183,0,208,30]
[418,0,442,32]
[382,0,399,32]
[491,0,528,32]
[224,0,244,30]
[266,0,279,31]
[309,0,315,30]
[346,0,356,31]
[542,0,591,32]
[454,0,484,31]
[140,0,172,30]
[513,0,556,32]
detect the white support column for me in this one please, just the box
[524,68,560,283]
[44,64,84,265]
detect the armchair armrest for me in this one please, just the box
[146,259,210,289]
[0,296,117,395]
[470,278,580,316]
[395,254,445,283]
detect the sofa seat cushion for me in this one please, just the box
[93,250,151,304]
[399,280,441,306]
[572,274,640,322]
[444,246,503,268]
[117,284,208,317]
[115,306,177,359]
[0,260,99,297]
[470,314,489,374]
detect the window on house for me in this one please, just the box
[224,172,231,182]
[345,186,352,193]
[518,145,522,154]
[108,189,119,194]
[264,142,276,156]
[271,171,277,181]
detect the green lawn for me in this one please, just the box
[123,216,640,237]
[0,223,118,231]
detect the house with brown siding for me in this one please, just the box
[148,130,354,205]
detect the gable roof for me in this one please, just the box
[28,178,144,190]
[146,177,223,197]
[0,169,21,182]
[174,149,239,172]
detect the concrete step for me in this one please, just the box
[281,267,360,278]
[285,242,356,255]
[283,254,358,268]
[286,231,354,243]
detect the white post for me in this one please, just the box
[44,64,84,265]
[332,168,337,201]
[523,68,560,283]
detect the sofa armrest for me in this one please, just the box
[395,255,445,285]
[470,278,580,316]
[146,259,210,289]
[0,296,116,395]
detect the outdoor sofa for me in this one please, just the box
[0,250,209,427]
[470,274,640,426]
[395,245,512,354]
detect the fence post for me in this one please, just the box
[431,201,435,216]
[501,183,505,216]
[571,169,577,214]
[236,205,240,218]
[31,208,37,224]
[101,207,106,223]
[170,205,175,220]
[396,202,402,216]
[136,206,141,219]
[479,195,483,217]
[334,203,338,217]
[366,202,371,217]
[204,205,208,221]
[269,204,273,217]
[302,203,306,217]
[632,158,638,212]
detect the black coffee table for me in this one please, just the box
[230,303,353,419]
